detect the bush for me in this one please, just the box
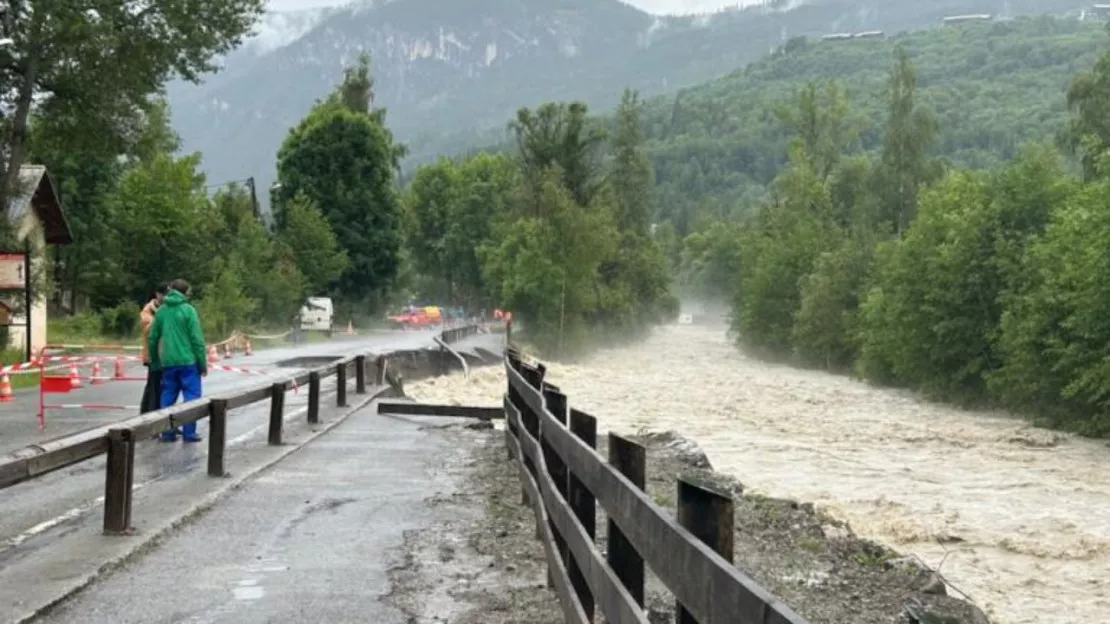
[99,302,142,338]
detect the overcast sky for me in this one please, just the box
[267,0,761,15]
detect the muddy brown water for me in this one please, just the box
[407,324,1110,624]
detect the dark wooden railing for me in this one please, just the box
[0,326,478,536]
[503,347,811,624]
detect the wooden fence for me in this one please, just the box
[503,347,811,624]
[0,325,481,536]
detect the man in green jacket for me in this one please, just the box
[148,279,208,443]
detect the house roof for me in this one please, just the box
[6,165,73,245]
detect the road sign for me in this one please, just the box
[0,252,27,290]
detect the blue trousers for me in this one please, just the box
[161,365,203,439]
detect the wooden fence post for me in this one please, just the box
[608,433,646,606]
[355,355,366,394]
[308,371,320,424]
[336,362,348,407]
[541,384,571,591]
[675,477,735,624]
[569,408,598,622]
[268,383,285,445]
[103,428,135,535]
[208,399,228,477]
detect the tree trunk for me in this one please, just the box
[0,40,41,230]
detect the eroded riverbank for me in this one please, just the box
[407,324,1110,624]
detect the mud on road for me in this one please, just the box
[384,421,561,624]
[384,414,987,623]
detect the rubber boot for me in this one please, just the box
[181,421,202,443]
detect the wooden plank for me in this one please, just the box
[504,361,809,624]
[376,401,503,420]
[504,405,590,624]
[513,406,649,624]
[224,383,271,410]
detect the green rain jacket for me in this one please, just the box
[147,289,208,375]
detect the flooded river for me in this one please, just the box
[408,324,1110,624]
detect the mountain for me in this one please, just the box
[166,0,1088,204]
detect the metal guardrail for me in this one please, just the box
[503,347,811,624]
[0,326,481,536]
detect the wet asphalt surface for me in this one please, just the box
[33,405,471,624]
[0,330,438,570]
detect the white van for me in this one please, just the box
[299,297,334,334]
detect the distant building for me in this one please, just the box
[4,165,73,356]
[853,30,884,39]
[821,33,853,41]
[1091,4,1110,18]
[943,14,993,24]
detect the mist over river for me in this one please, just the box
[408,324,1110,624]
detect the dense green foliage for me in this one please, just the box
[402,92,677,354]
[274,55,405,308]
[644,17,1108,239]
[25,52,384,340]
[678,21,1110,436]
[1,0,265,246]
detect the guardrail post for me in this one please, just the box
[569,408,597,621]
[308,371,320,424]
[336,362,348,407]
[208,399,228,477]
[675,477,735,624]
[268,383,285,445]
[103,428,135,535]
[355,355,366,394]
[608,433,646,606]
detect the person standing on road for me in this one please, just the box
[139,284,168,415]
[148,279,208,443]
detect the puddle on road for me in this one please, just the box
[407,324,1110,624]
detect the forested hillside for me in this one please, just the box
[654,16,1110,435]
[643,16,1106,232]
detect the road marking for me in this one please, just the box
[0,390,338,554]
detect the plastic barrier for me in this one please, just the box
[36,345,147,430]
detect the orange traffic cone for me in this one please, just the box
[91,360,104,385]
[207,344,218,363]
[0,373,12,402]
[223,342,233,359]
[244,338,253,356]
[69,362,82,389]
[114,357,126,379]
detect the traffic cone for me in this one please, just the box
[244,338,253,356]
[69,362,82,389]
[91,360,104,385]
[0,373,12,402]
[114,357,126,379]
[207,344,219,363]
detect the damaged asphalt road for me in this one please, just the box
[32,404,487,624]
